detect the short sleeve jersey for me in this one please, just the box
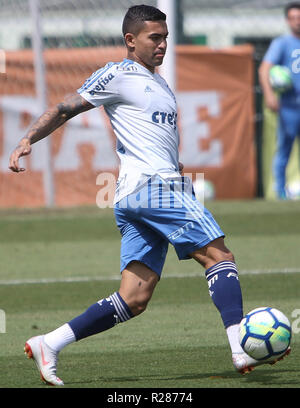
[78,58,180,204]
[263,34,300,106]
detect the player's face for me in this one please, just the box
[287,8,300,36]
[127,20,168,72]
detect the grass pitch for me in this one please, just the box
[0,200,299,389]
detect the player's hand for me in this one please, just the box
[8,138,31,172]
[179,162,184,174]
[265,91,279,112]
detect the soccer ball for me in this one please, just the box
[286,180,300,200]
[239,307,291,361]
[269,65,293,93]
[193,179,215,202]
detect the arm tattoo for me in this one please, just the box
[26,93,94,145]
[57,93,94,121]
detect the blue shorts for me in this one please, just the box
[114,175,224,277]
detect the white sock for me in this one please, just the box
[226,324,244,354]
[44,323,76,353]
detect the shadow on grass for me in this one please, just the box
[2,346,298,389]
[62,367,299,388]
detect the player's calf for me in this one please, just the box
[68,292,133,340]
[119,262,159,316]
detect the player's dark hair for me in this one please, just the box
[284,2,300,17]
[122,4,166,37]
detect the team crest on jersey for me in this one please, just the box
[116,65,138,72]
[88,73,115,95]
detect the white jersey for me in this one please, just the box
[78,58,180,204]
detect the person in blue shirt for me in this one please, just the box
[259,2,300,199]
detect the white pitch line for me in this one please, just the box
[0,268,299,286]
[0,275,122,286]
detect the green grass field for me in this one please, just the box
[0,200,299,389]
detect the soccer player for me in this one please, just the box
[9,5,289,385]
[259,2,300,199]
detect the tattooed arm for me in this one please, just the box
[9,93,94,172]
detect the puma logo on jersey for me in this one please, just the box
[88,73,115,95]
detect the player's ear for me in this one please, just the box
[124,33,136,50]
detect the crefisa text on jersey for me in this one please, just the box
[152,110,177,129]
[88,73,115,95]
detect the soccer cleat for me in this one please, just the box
[232,347,291,375]
[24,335,64,386]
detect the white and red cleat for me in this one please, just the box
[24,335,64,386]
[233,347,291,375]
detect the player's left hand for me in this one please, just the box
[8,138,31,172]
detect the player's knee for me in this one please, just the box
[221,250,235,263]
[214,250,235,265]
[119,263,158,317]
[210,239,235,264]
[191,238,235,267]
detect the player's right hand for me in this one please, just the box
[8,138,31,172]
[265,92,279,113]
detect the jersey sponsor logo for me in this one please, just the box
[152,110,177,129]
[88,73,115,95]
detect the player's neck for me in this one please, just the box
[291,30,300,39]
[126,54,156,74]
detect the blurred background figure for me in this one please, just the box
[259,2,300,200]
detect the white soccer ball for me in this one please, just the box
[269,65,293,93]
[239,307,291,361]
[193,179,215,202]
[286,180,300,200]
